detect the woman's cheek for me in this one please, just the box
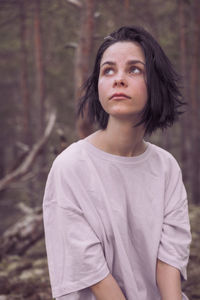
[98,78,105,89]
[98,79,107,100]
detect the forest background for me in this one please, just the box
[0,0,199,299]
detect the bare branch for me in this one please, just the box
[0,111,56,192]
[17,202,34,214]
[66,0,82,8]
[64,42,78,49]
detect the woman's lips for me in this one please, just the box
[109,93,131,100]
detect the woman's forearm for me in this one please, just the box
[90,273,126,300]
[156,259,182,300]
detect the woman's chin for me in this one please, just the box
[107,109,141,119]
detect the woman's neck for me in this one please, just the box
[86,118,147,157]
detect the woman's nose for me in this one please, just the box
[113,77,128,88]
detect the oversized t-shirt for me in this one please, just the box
[43,137,192,300]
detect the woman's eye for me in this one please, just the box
[129,66,141,74]
[103,68,114,75]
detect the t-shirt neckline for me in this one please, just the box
[80,137,152,164]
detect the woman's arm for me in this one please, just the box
[90,273,127,300]
[156,259,182,300]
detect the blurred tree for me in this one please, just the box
[178,0,189,180]
[75,0,96,138]
[19,0,32,147]
[190,0,200,204]
[123,0,130,23]
[34,0,45,137]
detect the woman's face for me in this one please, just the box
[98,41,148,122]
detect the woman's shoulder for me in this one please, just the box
[50,139,85,174]
[149,142,181,171]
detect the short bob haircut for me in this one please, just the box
[76,26,185,136]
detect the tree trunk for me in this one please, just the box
[75,0,95,138]
[34,0,45,137]
[178,0,189,182]
[190,0,200,204]
[19,0,32,147]
[33,0,47,205]
[123,0,130,23]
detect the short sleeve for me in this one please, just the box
[157,163,192,281]
[43,158,110,298]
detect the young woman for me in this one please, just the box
[43,26,192,300]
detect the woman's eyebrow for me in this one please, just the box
[100,59,145,68]
[100,61,115,68]
[127,60,145,65]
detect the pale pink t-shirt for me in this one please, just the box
[43,137,191,300]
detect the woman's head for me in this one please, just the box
[76,26,185,135]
